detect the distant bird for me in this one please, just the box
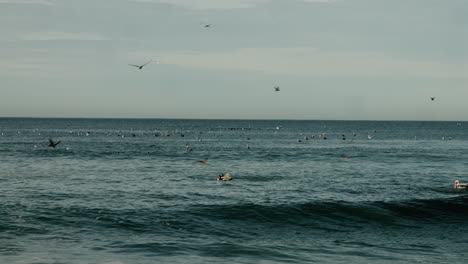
[129,60,152,70]
[204,24,212,28]
[198,160,207,166]
[186,144,193,152]
[48,138,61,148]
[430,97,435,101]
[274,86,280,92]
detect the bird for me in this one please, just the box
[274,86,280,92]
[186,144,193,152]
[198,160,207,166]
[430,97,435,101]
[204,24,212,28]
[454,180,467,189]
[129,60,152,70]
[48,138,61,148]
[217,173,232,181]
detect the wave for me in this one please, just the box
[187,195,468,228]
[3,195,467,238]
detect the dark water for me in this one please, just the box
[1,118,468,264]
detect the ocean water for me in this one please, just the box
[1,118,468,264]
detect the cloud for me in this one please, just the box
[129,0,267,9]
[128,0,335,10]
[20,31,109,41]
[302,0,337,2]
[0,0,54,5]
[132,47,468,78]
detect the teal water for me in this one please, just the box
[1,118,468,263]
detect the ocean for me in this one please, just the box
[1,118,467,264]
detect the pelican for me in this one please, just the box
[48,138,61,148]
[454,180,467,189]
[217,173,232,181]
[129,60,152,70]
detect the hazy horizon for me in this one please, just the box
[1,0,467,121]
[1,116,467,122]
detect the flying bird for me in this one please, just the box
[48,138,61,148]
[204,24,212,28]
[274,86,280,92]
[430,97,435,101]
[129,60,152,70]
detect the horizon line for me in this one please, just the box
[0,116,466,122]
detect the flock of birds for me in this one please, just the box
[126,25,443,99]
[49,23,442,181]
[126,24,286,93]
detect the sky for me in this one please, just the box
[0,0,467,120]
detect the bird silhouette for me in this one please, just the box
[274,86,280,92]
[204,24,212,28]
[430,97,435,101]
[129,60,152,69]
[48,138,61,148]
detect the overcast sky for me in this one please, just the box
[0,0,467,120]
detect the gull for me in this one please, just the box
[48,138,61,148]
[129,60,152,70]
[186,144,193,152]
[274,86,280,92]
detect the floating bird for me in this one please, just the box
[186,144,193,152]
[48,138,61,148]
[454,180,467,189]
[198,160,207,166]
[274,86,280,92]
[129,60,152,70]
[430,97,435,101]
[217,173,232,181]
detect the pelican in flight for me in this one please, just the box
[48,138,61,148]
[430,97,435,101]
[274,86,280,92]
[129,60,152,70]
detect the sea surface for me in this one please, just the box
[1,118,468,264]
